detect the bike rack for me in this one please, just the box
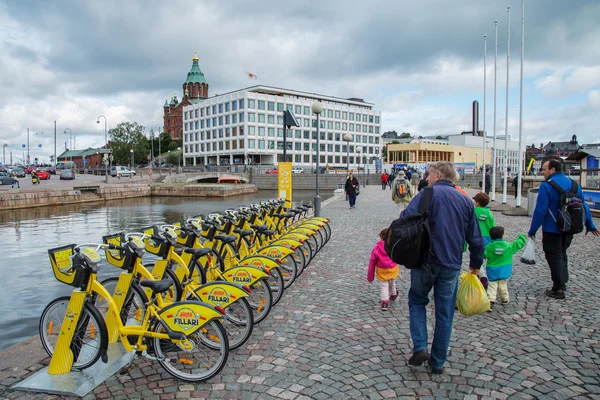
[11,343,129,397]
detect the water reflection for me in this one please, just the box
[0,190,332,351]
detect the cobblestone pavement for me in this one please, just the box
[1,185,599,399]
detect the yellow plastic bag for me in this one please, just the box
[456,272,490,316]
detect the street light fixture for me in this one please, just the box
[97,115,108,183]
[311,102,323,217]
[130,149,134,179]
[343,133,352,172]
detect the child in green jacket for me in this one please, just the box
[473,192,495,246]
[484,226,526,307]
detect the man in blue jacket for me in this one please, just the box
[528,159,599,299]
[400,161,484,375]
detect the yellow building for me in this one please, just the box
[387,142,492,170]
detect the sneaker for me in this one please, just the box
[390,291,399,301]
[501,300,510,305]
[431,366,444,375]
[545,288,565,299]
[408,349,429,366]
[381,301,389,311]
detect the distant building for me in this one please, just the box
[542,135,581,158]
[182,85,382,167]
[162,53,209,140]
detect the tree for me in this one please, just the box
[399,132,412,139]
[108,122,149,165]
[159,132,172,155]
[435,135,445,140]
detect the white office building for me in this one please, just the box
[448,134,524,173]
[182,85,382,168]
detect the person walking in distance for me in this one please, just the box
[367,228,400,311]
[401,161,484,374]
[528,159,599,299]
[418,172,429,192]
[380,171,389,190]
[392,170,412,211]
[410,170,420,194]
[345,172,359,209]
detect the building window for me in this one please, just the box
[201,144,205,151]
[195,132,199,141]
[349,124,354,131]
[335,144,340,152]
[232,127,237,137]
[212,117,217,126]
[363,125,367,133]
[258,140,265,149]
[335,122,341,130]
[258,100,265,110]
[342,111,348,120]
[248,126,256,135]
[349,112,354,121]
[304,106,310,115]
[304,131,310,139]
[194,109,198,118]
[232,140,237,149]
[369,126,373,133]
[201,108,204,117]
[184,111,188,120]
[369,136,374,143]
[278,115,283,125]
[295,142,301,150]
[248,113,255,122]
[206,107,210,116]
[304,119,310,128]
[304,143,310,151]
[328,132,333,141]
[185,133,189,141]
[259,127,265,136]
[335,111,340,119]
[364,115,368,123]
[356,114,361,122]
[295,105,302,115]
[201,131,205,140]
[239,139,244,148]
[219,129,224,138]
[287,104,293,111]
[212,105,217,114]
[327,121,333,129]
[239,127,244,136]
[362,136,367,143]
[295,130,301,138]
[239,99,244,109]
[258,114,265,123]
[226,128,230,137]
[327,144,333,152]
[268,102,275,111]
[277,103,284,112]
[327,110,333,118]
[225,102,230,112]
[225,141,230,150]
[248,99,255,108]
[232,100,237,111]
[219,116,223,126]
[218,104,223,113]
[195,121,199,129]
[356,135,361,143]
[232,114,237,123]
[239,113,245,122]
[268,115,275,124]
[249,139,255,149]
[268,140,275,150]
[375,127,379,134]
[278,128,284,137]
[304,154,310,163]
[268,128,275,136]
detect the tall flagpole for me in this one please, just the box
[482,34,487,194]
[502,7,510,204]
[491,20,498,201]
[516,0,525,207]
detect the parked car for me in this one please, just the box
[292,168,304,174]
[266,169,278,174]
[160,163,175,168]
[0,171,16,185]
[33,168,51,180]
[110,166,136,177]
[59,169,75,180]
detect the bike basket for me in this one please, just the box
[141,226,169,257]
[48,244,90,290]
[102,232,134,271]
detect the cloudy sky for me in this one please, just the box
[1,0,599,163]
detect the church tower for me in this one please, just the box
[163,53,210,140]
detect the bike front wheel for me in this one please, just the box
[153,319,229,382]
[39,296,105,370]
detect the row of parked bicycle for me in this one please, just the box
[39,198,331,382]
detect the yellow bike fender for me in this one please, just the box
[47,290,87,374]
[271,238,303,250]
[310,217,330,223]
[223,266,268,286]
[300,222,323,230]
[281,232,310,243]
[258,245,294,260]
[290,227,317,236]
[193,282,249,308]
[238,255,281,271]
[159,301,223,334]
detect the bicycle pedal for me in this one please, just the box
[118,365,133,375]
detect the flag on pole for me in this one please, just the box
[246,71,258,80]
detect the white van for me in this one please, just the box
[110,166,136,177]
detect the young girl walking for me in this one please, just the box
[367,228,400,311]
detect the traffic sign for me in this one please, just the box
[83,158,87,164]
[22,144,26,148]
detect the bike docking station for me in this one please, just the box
[12,246,132,397]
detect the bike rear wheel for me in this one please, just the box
[279,254,297,289]
[97,277,147,325]
[247,279,273,324]
[39,297,105,370]
[222,297,254,350]
[153,319,229,382]
[268,267,285,306]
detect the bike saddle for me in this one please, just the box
[302,204,313,209]
[183,248,213,258]
[256,229,275,236]
[214,235,237,244]
[233,228,254,237]
[250,224,268,231]
[140,278,173,294]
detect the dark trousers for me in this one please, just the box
[542,232,573,291]
[381,181,387,189]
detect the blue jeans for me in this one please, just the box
[408,265,460,370]
[348,194,357,207]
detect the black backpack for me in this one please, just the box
[547,179,585,234]
[385,186,434,269]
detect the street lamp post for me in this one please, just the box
[64,128,72,164]
[97,115,108,183]
[475,152,479,174]
[130,149,134,179]
[356,148,362,187]
[311,102,323,217]
[177,147,181,173]
[343,133,352,172]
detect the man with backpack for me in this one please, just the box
[391,170,412,210]
[395,161,484,374]
[527,159,599,300]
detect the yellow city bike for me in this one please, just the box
[141,225,275,325]
[39,243,229,382]
[177,218,288,308]
[98,232,255,350]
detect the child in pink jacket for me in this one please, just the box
[368,228,400,311]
